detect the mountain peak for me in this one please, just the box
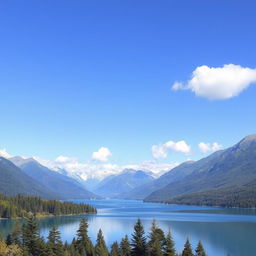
[122,168,136,174]
[241,134,256,142]
[10,156,37,167]
[121,169,154,178]
[236,134,256,150]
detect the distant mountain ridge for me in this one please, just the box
[144,134,256,207]
[93,169,155,198]
[0,157,56,198]
[10,156,99,199]
[2,134,256,207]
[122,161,195,200]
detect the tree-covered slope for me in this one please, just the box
[166,181,256,208]
[11,157,98,199]
[145,134,256,206]
[0,157,57,198]
[122,161,195,200]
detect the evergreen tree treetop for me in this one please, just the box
[95,229,108,256]
[148,220,164,256]
[182,238,194,256]
[163,230,175,256]
[75,218,94,256]
[120,235,131,256]
[195,241,207,256]
[110,241,121,256]
[131,219,147,256]
[47,226,64,256]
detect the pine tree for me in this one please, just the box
[195,241,206,256]
[11,222,22,246]
[95,229,109,256]
[47,226,64,256]
[68,242,77,256]
[75,218,94,256]
[21,215,50,256]
[111,241,121,256]
[131,219,147,256]
[182,238,194,256]
[120,235,131,256]
[148,220,163,256]
[37,237,52,256]
[163,230,175,256]
[22,215,41,256]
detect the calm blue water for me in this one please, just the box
[1,199,256,256]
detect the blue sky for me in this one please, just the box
[0,0,256,177]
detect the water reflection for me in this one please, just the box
[0,199,255,256]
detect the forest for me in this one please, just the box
[165,183,256,208]
[0,216,223,256]
[0,194,97,218]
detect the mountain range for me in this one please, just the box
[10,156,98,199]
[93,169,155,198]
[122,161,195,200]
[0,156,55,198]
[143,134,256,207]
[0,156,98,199]
[0,134,256,207]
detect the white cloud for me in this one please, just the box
[172,64,256,100]
[55,155,77,164]
[123,161,179,177]
[35,154,179,181]
[0,146,179,181]
[151,145,168,159]
[36,156,121,180]
[0,148,12,158]
[165,140,191,154]
[152,140,191,159]
[198,142,223,153]
[92,147,112,162]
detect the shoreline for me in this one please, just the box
[0,212,97,220]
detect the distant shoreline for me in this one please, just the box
[0,211,97,220]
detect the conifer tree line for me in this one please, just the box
[0,216,231,256]
[0,194,97,218]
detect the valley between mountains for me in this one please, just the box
[0,134,256,208]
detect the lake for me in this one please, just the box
[1,199,256,256]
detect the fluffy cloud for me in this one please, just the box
[172,64,256,100]
[165,140,191,153]
[92,147,112,162]
[152,140,191,159]
[0,146,178,181]
[198,142,223,153]
[0,148,12,158]
[35,155,178,180]
[55,155,77,164]
[123,161,179,177]
[39,157,121,180]
[151,145,168,159]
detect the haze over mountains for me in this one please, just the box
[10,157,98,199]
[0,134,256,207]
[0,156,98,199]
[93,169,155,198]
[122,161,195,200]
